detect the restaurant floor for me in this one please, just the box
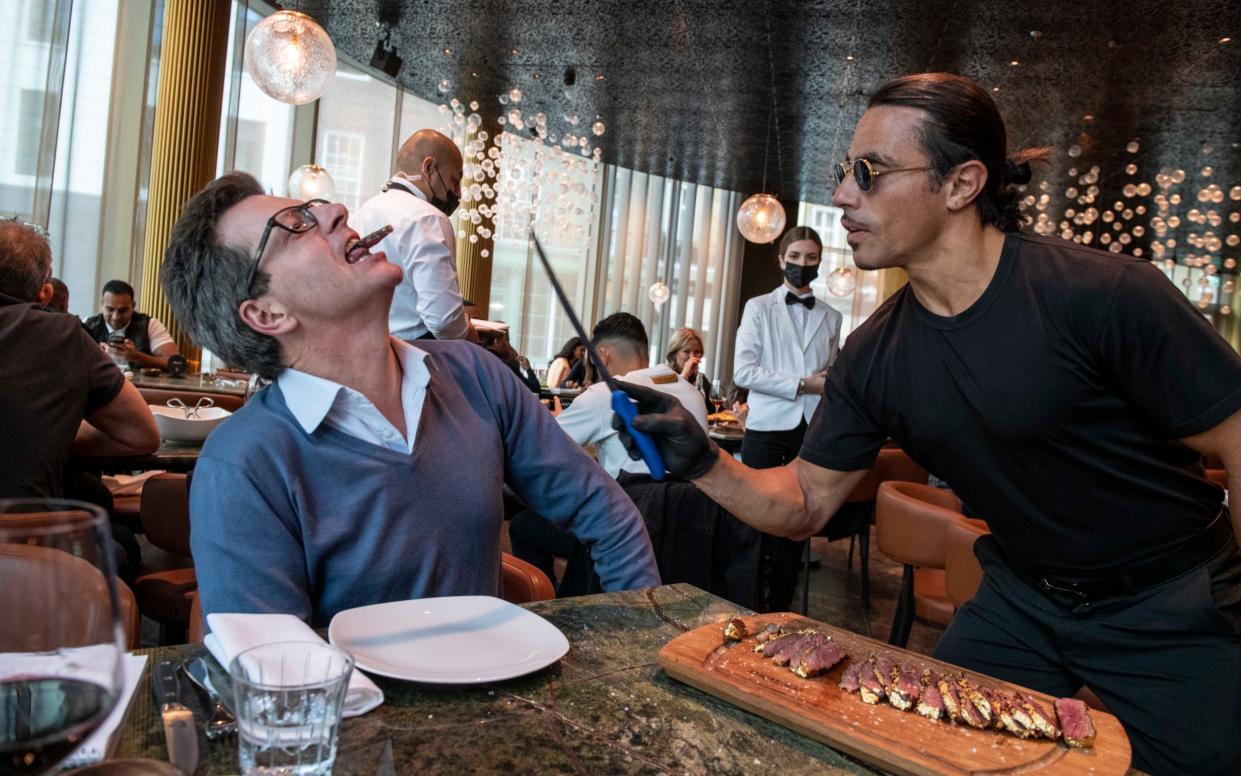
[139,527,945,655]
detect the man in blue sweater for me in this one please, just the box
[161,172,659,626]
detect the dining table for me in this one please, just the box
[129,372,251,398]
[74,439,202,475]
[110,584,885,774]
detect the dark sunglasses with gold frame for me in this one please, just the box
[832,158,931,192]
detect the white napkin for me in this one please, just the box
[62,654,148,767]
[204,613,383,717]
[101,470,166,496]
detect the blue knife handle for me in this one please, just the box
[611,389,665,481]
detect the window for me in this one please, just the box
[15,90,43,176]
[25,2,52,43]
[315,61,397,211]
[798,200,879,341]
[233,119,267,179]
[320,130,365,207]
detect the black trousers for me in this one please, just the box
[935,533,1241,776]
[741,420,807,613]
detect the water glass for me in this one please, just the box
[228,642,353,776]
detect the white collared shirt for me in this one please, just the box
[277,338,430,453]
[785,285,815,337]
[349,175,470,341]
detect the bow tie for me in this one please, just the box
[785,292,815,309]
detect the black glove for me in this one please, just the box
[610,382,720,480]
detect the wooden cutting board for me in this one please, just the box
[658,613,1131,776]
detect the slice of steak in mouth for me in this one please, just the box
[915,670,945,721]
[839,660,864,693]
[1019,694,1061,740]
[887,662,923,711]
[792,639,847,678]
[1054,697,1096,748]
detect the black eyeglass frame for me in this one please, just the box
[245,199,330,293]
[832,158,931,192]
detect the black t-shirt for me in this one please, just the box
[0,293,126,498]
[800,233,1241,578]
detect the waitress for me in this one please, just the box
[733,225,843,611]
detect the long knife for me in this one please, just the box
[529,231,666,480]
[152,659,199,775]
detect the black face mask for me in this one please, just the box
[428,164,460,217]
[783,262,819,289]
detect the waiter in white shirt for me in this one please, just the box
[733,225,842,611]
[351,129,476,342]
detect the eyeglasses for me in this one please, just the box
[245,199,330,292]
[831,158,930,192]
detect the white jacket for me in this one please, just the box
[733,285,842,432]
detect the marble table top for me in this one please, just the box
[114,585,878,774]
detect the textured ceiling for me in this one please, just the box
[291,0,1241,209]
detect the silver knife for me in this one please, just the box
[152,659,199,775]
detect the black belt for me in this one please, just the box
[1014,509,1233,605]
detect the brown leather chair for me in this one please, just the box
[875,480,976,646]
[139,387,244,412]
[800,448,930,614]
[187,553,555,645]
[0,542,141,649]
[133,473,196,644]
[1206,468,1227,486]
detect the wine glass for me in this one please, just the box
[0,500,124,775]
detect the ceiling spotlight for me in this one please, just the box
[991,86,1000,92]
[845,54,854,61]
[595,73,605,80]
[443,47,452,55]
[1083,114,1094,121]
[1221,37,1233,44]
[1009,59,1020,66]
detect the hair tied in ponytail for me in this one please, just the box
[1003,158,1033,185]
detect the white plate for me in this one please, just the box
[327,596,569,684]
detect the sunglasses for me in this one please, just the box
[246,199,330,292]
[832,158,930,192]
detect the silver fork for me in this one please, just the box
[182,656,237,739]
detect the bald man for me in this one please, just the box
[350,129,475,342]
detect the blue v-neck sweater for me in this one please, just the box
[190,340,659,626]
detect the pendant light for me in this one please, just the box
[288,164,336,200]
[736,12,787,244]
[245,10,337,105]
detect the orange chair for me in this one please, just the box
[800,448,929,614]
[0,542,141,649]
[1206,469,1227,486]
[944,515,991,609]
[133,473,196,644]
[187,553,554,644]
[876,481,984,646]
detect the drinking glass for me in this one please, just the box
[229,642,353,776]
[0,500,124,776]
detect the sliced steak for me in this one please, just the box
[723,617,748,642]
[838,660,864,693]
[873,655,897,695]
[956,678,993,729]
[915,670,945,721]
[858,657,887,705]
[754,622,782,644]
[992,692,1037,739]
[887,662,923,711]
[1055,697,1096,748]
[791,638,847,678]
[1019,694,1061,740]
[760,630,815,664]
[783,631,830,670]
[937,675,964,723]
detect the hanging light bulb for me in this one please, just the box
[826,266,856,297]
[245,10,337,105]
[648,281,670,307]
[736,193,786,243]
[287,164,336,200]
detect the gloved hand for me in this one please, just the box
[611,382,720,480]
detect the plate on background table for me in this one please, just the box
[328,596,570,684]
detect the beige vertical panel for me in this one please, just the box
[139,0,231,355]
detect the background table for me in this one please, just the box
[75,440,202,474]
[113,585,884,774]
[129,373,250,398]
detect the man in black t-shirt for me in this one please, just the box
[0,220,160,499]
[615,74,1241,775]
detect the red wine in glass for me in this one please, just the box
[0,677,113,775]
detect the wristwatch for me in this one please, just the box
[797,377,805,396]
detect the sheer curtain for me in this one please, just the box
[594,167,745,390]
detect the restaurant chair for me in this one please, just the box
[138,387,244,412]
[132,473,196,644]
[0,541,141,649]
[799,448,929,615]
[943,514,991,609]
[1206,468,1227,486]
[875,480,972,647]
[184,554,554,645]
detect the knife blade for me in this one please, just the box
[152,659,199,775]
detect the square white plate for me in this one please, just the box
[327,596,570,684]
